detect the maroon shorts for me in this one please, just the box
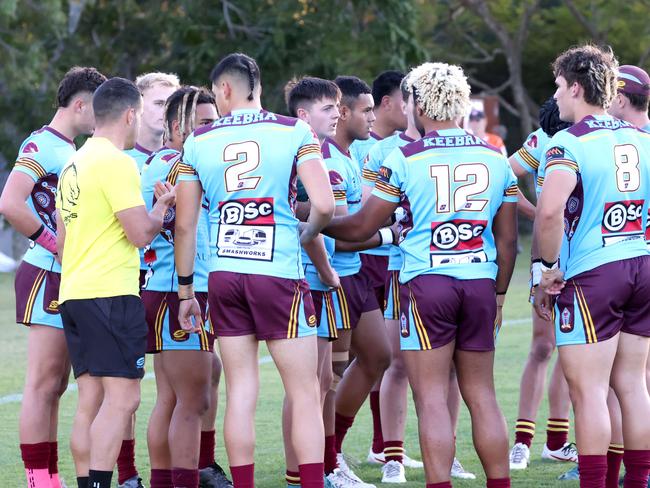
[142,291,214,353]
[399,274,497,351]
[208,271,317,340]
[331,272,380,330]
[312,290,338,340]
[15,261,62,328]
[554,255,650,346]
[361,253,389,312]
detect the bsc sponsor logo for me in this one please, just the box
[136,357,145,369]
[560,307,573,333]
[602,200,643,233]
[220,199,273,225]
[430,220,486,251]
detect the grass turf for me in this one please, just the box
[0,242,581,487]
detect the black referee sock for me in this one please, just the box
[88,470,113,488]
[76,477,89,488]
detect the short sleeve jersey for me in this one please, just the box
[322,137,363,277]
[512,128,551,179]
[12,126,76,273]
[140,147,210,292]
[350,131,382,171]
[538,115,650,279]
[124,143,154,173]
[363,132,416,265]
[178,109,321,279]
[372,128,518,283]
[56,137,145,302]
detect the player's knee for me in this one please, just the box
[530,339,554,362]
[330,371,342,393]
[210,355,223,386]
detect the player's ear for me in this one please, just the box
[171,119,181,140]
[125,107,135,126]
[296,107,309,123]
[339,104,350,120]
[570,81,581,99]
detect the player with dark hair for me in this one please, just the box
[175,53,335,488]
[324,61,518,488]
[0,66,106,488]
[141,86,231,488]
[507,96,575,472]
[536,45,650,488]
[55,77,176,488]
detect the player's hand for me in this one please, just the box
[318,266,340,289]
[178,297,202,333]
[154,181,176,208]
[299,222,319,245]
[539,268,565,295]
[495,305,503,332]
[533,285,553,322]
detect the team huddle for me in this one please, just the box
[1,43,650,488]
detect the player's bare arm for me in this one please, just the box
[507,155,537,221]
[297,157,335,243]
[55,211,65,262]
[302,235,339,288]
[0,171,45,237]
[536,170,577,295]
[323,195,397,243]
[116,181,176,248]
[493,201,518,325]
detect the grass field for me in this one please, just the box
[0,240,581,487]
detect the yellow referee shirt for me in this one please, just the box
[56,137,144,302]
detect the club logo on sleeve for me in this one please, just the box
[23,141,39,153]
[601,199,644,247]
[527,134,538,148]
[378,166,393,183]
[429,219,488,267]
[329,170,344,186]
[545,146,565,161]
[217,198,275,261]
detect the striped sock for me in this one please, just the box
[286,469,301,487]
[383,440,404,464]
[546,418,569,450]
[606,444,624,488]
[514,418,535,448]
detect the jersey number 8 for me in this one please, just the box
[614,144,640,193]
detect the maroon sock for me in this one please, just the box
[579,454,608,488]
[426,482,452,488]
[369,391,384,453]
[171,467,198,488]
[299,463,324,488]
[384,440,404,464]
[198,430,216,470]
[623,450,650,488]
[546,418,570,451]
[150,469,173,488]
[48,441,59,475]
[20,442,50,469]
[514,418,535,448]
[230,464,254,488]
[324,435,338,474]
[606,445,624,488]
[487,478,511,488]
[334,413,355,453]
[117,439,138,484]
[286,469,300,486]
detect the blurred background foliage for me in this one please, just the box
[1,0,650,165]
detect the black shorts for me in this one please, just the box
[59,295,147,379]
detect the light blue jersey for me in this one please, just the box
[363,132,416,264]
[372,128,518,283]
[539,115,650,279]
[140,147,210,292]
[13,126,76,273]
[178,109,321,279]
[323,137,363,277]
[303,236,336,292]
[350,131,382,171]
[124,143,154,173]
[512,128,550,176]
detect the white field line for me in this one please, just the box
[0,319,529,405]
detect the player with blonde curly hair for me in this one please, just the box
[322,61,519,488]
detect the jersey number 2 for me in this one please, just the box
[430,163,489,212]
[224,141,261,192]
[614,144,640,192]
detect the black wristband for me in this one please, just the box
[531,258,541,264]
[179,296,195,301]
[540,258,558,269]
[390,213,397,224]
[29,224,45,241]
[496,291,507,296]
[178,274,194,286]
